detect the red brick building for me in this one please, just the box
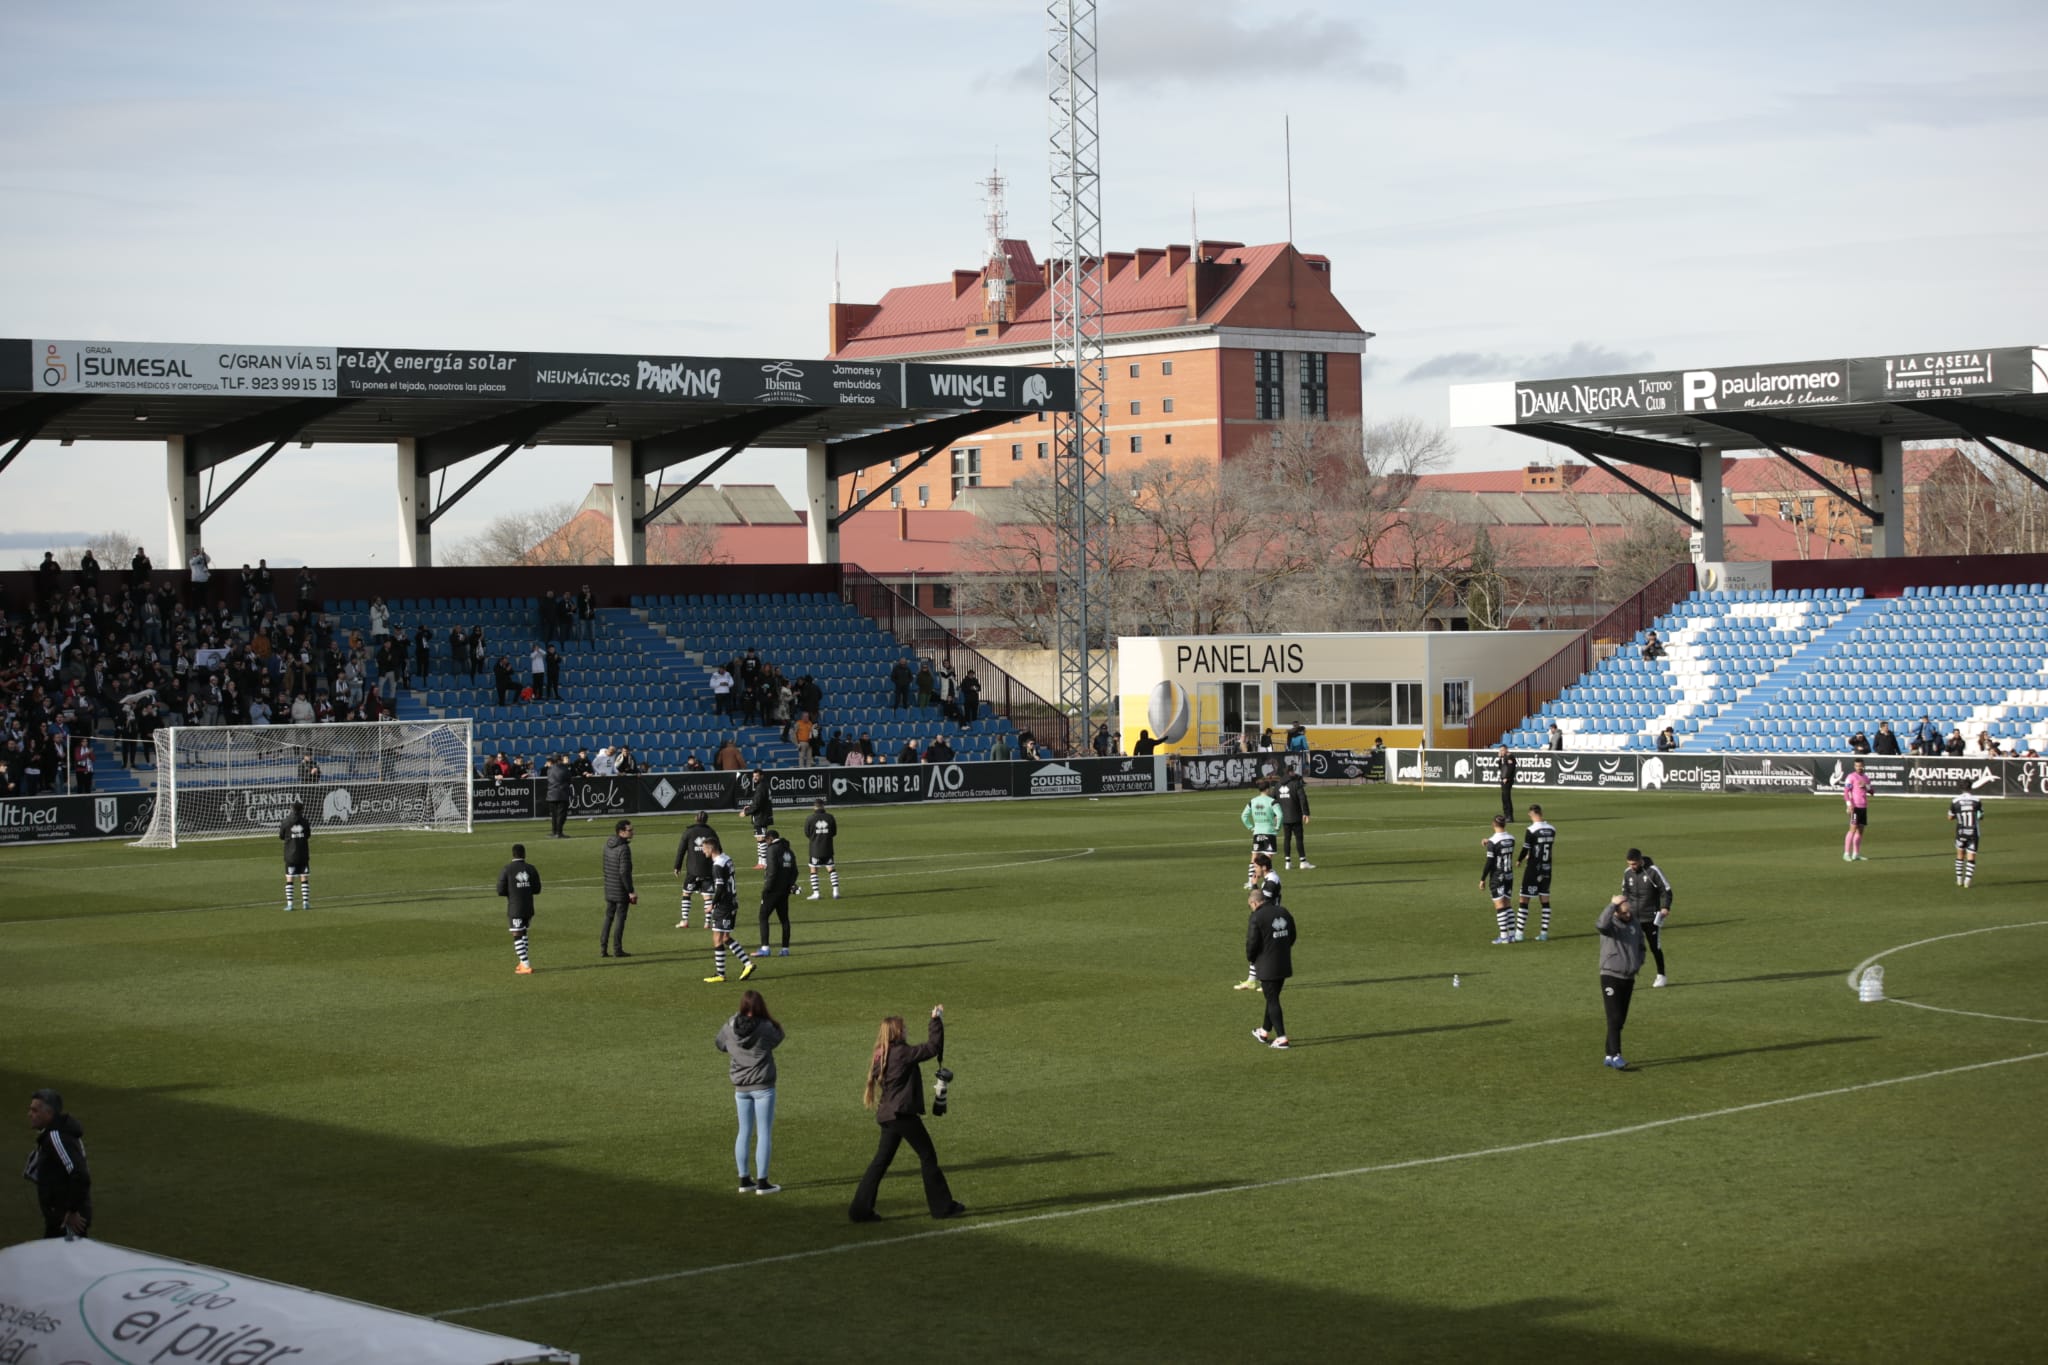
[826,239,1373,509]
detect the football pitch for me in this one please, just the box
[7,784,2046,1363]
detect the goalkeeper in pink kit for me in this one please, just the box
[1843,758,1872,861]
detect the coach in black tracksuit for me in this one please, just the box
[757,829,799,955]
[1273,768,1312,869]
[26,1088,91,1239]
[545,754,571,838]
[1620,848,1674,984]
[1497,746,1518,822]
[600,819,637,957]
[1246,888,1299,1048]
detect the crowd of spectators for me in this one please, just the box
[1848,712,2039,759]
[2,550,453,799]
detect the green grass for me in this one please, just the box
[7,786,2047,1363]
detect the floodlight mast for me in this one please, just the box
[1048,0,1111,735]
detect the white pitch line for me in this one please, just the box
[1843,920,2048,990]
[433,1048,2048,1320]
[0,850,1100,927]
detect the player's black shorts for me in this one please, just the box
[507,914,532,932]
[1956,833,1978,852]
[709,906,738,932]
[285,861,308,877]
[809,852,834,867]
[1250,833,1277,855]
[1520,870,1551,898]
[1488,875,1515,901]
[1849,807,1868,827]
[684,874,711,893]
[751,815,772,836]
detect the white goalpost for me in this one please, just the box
[132,720,474,848]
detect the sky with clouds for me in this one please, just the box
[3,0,2043,563]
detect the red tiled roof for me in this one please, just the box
[833,240,1362,358]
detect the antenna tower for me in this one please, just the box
[1048,0,1110,734]
[980,159,1012,319]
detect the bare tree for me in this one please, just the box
[655,520,732,567]
[20,529,147,572]
[443,500,592,566]
[1594,504,1690,606]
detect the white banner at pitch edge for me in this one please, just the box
[0,1239,577,1364]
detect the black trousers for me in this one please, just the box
[1500,781,1516,821]
[601,901,630,953]
[1283,822,1307,861]
[759,893,791,948]
[1260,978,1287,1036]
[1602,973,1636,1057]
[549,800,568,837]
[1644,922,1666,974]
[848,1115,954,1218]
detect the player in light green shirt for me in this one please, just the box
[1241,779,1281,889]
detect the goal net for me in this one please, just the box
[132,720,473,848]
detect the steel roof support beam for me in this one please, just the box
[830,439,947,529]
[1895,400,2048,495]
[629,408,824,480]
[1516,422,1704,480]
[1740,434,1880,522]
[1690,411,1881,471]
[0,395,89,445]
[0,435,30,477]
[424,442,520,527]
[188,398,355,469]
[194,438,288,526]
[1567,448,1701,529]
[642,440,750,529]
[415,403,597,472]
[1894,399,2048,455]
[824,410,1012,480]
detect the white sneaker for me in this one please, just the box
[806,892,821,901]
[1298,861,1316,870]
[832,889,840,898]
[1269,1036,1290,1050]
[1252,1027,1271,1043]
[1284,861,1293,870]
[1652,973,1668,988]
[1512,930,1526,943]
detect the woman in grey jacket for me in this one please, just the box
[715,989,784,1194]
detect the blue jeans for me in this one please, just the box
[734,1087,776,1180]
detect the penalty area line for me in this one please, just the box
[433,1048,2048,1321]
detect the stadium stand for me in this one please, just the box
[1503,584,2048,756]
[320,591,1018,774]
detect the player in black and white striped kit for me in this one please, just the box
[1481,815,1517,944]
[1516,804,1556,942]
[1949,793,1983,887]
[280,802,311,913]
[702,837,756,984]
[744,770,774,869]
[496,843,542,974]
[805,799,840,899]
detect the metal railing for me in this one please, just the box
[1466,561,1696,748]
[839,565,1071,753]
